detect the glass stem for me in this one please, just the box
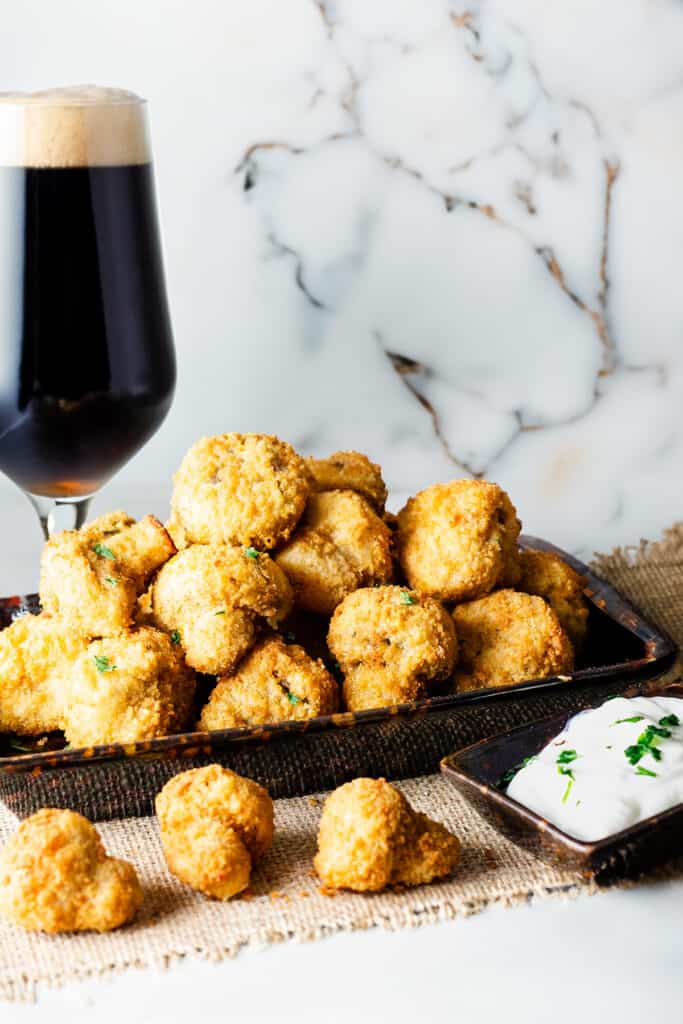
[27,494,93,539]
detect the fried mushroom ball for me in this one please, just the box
[328,586,457,711]
[275,491,393,615]
[60,626,196,747]
[0,613,87,735]
[151,544,292,675]
[397,480,521,602]
[518,548,589,652]
[305,450,388,513]
[40,511,176,638]
[156,765,274,900]
[171,433,310,550]
[0,809,142,933]
[199,635,338,730]
[314,778,460,892]
[452,589,574,693]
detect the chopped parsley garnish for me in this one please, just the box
[624,722,671,766]
[613,715,645,725]
[659,714,680,728]
[8,739,34,753]
[104,577,118,588]
[636,766,658,778]
[557,749,578,804]
[244,547,260,560]
[94,655,116,674]
[214,609,226,616]
[499,754,537,788]
[170,630,182,645]
[399,591,416,605]
[287,692,302,706]
[93,543,116,560]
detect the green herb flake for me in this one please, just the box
[8,739,34,753]
[556,749,578,803]
[561,777,574,804]
[94,655,116,674]
[283,631,296,644]
[659,714,680,728]
[214,609,226,616]
[170,630,182,646]
[287,692,302,706]
[636,766,658,778]
[624,722,670,767]
[556,749,578,765]
[244,547,260,560]
[399,591,416,606]
[612,715,645,725]
[93,543,116,561]
[104,577,118,588]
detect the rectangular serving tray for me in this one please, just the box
[440,682,683,884]
[0,536,676,821]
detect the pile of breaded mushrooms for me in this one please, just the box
[0,433,588,749]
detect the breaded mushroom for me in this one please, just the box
[314,778,460,892]
[276,491,393,615]
[40,511,176,638]
[452,589,574,693]
[171,433,310,550]
[517,548,589,651]
[198,635,339,730]
[305,450,388,512]
[61,626,196,747]
[328,586,457,711]
[0,613,87,735]
[397,480,521,602]
[151,544,293,676]
[156,765,274,900]
[0,809,142,933]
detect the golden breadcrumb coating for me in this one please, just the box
[314,778,460,892]
[397,480,521,602]
[40,511,176,638]
[165,510,190,551]
[517,548,589,651]
[171,433,310,550]
[452,589,574,692]
[61,626,196,747]
[276,491,393,615]
[0,809,142,933]
[0,613,87,735]
[156,765,274,900]
[151,544,293,675]
[199,635,338,730]
[305,451,388,512]
[328,586,457,711]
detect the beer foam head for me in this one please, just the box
[0,86,150,167]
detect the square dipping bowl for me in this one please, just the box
[440,683,683,884]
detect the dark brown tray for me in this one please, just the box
[0,536,675,821]
[440,682,683,884]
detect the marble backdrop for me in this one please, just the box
[2,0,683,582]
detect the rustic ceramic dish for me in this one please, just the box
[440,682,683,883]
[0,536,675,821]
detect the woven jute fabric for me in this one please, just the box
[1,530,682,1001]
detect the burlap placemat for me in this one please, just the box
[1,529,682,1001]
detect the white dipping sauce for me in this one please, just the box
[506,696,683,841]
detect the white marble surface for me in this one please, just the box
[3,0,683,576]
[2,1,683,1018]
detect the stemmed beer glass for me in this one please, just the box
[0,87,175,536]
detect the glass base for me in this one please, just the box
[25,492,94,539]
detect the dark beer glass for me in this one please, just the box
[0,87,175,535]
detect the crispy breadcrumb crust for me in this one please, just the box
[452,588,574,692]
[275,491,393,615]
[305,451,388,512]
[199,635,338,730]
[328,586,457,711]
[39,511,176,638]
[0,613,87,735]
[397,480,521,601]
[314,778,460,892]
[151,544,293,675]
[61,626,196,747]
[171,433,310,550]
[0,809,142,933]
[517,548,589,651]
[155,765,274,900]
